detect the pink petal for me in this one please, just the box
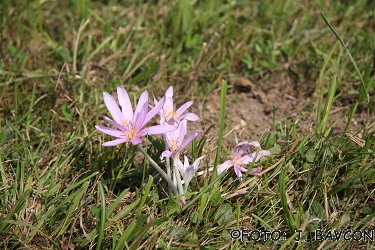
[235,141,261,155]
[178,120,188,143]
[142,124,177,135]
[163,97,174,120]
[192,155,205,170]
[248,150,272,162]
[217,160,233,175]
[238,155,253,165]
[160,150,173,159]
[103,116,125,131]
[175,101,193,117]
[180,129,203,150]
[247,141,261,148]
[103,92,125,124]
[152,93,159,106]
[144,96,166,125]
[183,155,190,171]
[234,141,250,150]
[178,113,200,122]
[131,136,142,145]
[177,157,184,173]
[249,167,262,174]
[165,86,173,97]
[163,132,174,149]
[134,90,149,117]
[183,162,197,185]
[96,125,123,137]
[234,167,243,180]
[102,138,128,146]
[235,165,248,173]
[134,102,148,132]
[117,86,133,121]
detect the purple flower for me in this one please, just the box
[177,155,205,192]
[160,120,202,159]
[96,86,177,146]
[217,141,271,181]
[153,86,200,125]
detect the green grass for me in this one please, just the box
[1,0,375,249]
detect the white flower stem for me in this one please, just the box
[137,145,178,196]
[173,156,185,201]
[165,145,172,194]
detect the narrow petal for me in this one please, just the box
[141,124,177,136]
[134,90,149,117]
[103,116,125,131]
[183,155,190,171]
[175,101,193,117]
[237,155,253,165]
[117,86,133,120]
[163,97,174,121]
[103,92,124,124]
[102,138,128,146]
[234,167,243,180]
[233,141,259,153]
[178,120,188,143]
[235,165,248,173]
[152,93,159,106]
[249,167,262,174]
[160,150,173,159]
[179,130,203,151]
[165,86,173,97]
[192,155,205,170]
[134,102,148,132]
[181,155,199,187]
[151,93,162,116]
[96,125,124,137]
[177,157,184,173]
[234,141,250,150]
[163,132,173,149]
[183,168,195,187]
[248,150,272,162]
[131,136,142,145]
[217,160,233,175]
[178,113,200,122]
[144,96,166,124]
[247,141,261,149]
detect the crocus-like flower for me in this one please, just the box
[153,86,200,125]
[96,86,177,146]
[177,155,205,193]
[160,119,202,159]
[217,141,271,181]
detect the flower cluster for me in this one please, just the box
[96,85,271,203]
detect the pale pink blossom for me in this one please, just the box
[177,155,205,192]
[154,86,200,125]
[96,86,177,146]
[217,141,271,181]
[160,120,202,159]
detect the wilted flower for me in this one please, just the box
[160,119,202,159]
[96,86,177,146]
[177,155,205,193]
[154,86,200,125]
[217,141,271,181]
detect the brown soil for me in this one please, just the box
[187,76,371,147]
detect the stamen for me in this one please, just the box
[125,126,139,140]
